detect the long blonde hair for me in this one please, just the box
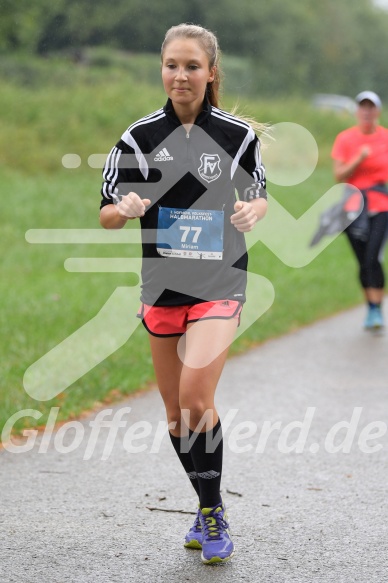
[161,23,269,138]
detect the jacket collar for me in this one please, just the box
[164,97,212,126]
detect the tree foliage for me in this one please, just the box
[2,0,388,98]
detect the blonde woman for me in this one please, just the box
[100,23,267,564]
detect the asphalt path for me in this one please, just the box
[1,304,387,582]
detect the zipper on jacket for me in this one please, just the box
[186,130,190,160]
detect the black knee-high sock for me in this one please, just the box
[188,418,223,509]
[169,432,200,497]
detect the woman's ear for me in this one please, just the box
[208,66,216,83]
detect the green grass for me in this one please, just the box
[1,51,385,438]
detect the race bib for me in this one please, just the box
[156,207,224,260]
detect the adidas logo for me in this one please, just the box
[154,148,173,161]
[197,470,220,480]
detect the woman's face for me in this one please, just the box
[161,38,215,114]
[356,100,380,131]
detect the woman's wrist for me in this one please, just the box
[100,204,130,229]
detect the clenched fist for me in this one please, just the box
[116,192,151,219]
[230,200,258,232]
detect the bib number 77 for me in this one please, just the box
[156,207,224,259]
[179,226,202,243]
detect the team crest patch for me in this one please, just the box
[198,153,222,183]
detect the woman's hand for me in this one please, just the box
[231,199,266,232]
[116,192,151,219]
[333,146,371,182]
[359,145,371,161]
[100,192,151,229]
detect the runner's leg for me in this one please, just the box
[148,334,200,496]
[363,212,388,303]
[179,318,238,508]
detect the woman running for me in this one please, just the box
[332,91,388,330]
[99,23,268,564]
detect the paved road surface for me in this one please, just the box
[1,304,387,582]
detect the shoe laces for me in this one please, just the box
[202,507,228,541]
[192,509,202,532]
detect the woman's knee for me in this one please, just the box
[360,261,384,288]
[163,403,182,426]
[179,397,215,428]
